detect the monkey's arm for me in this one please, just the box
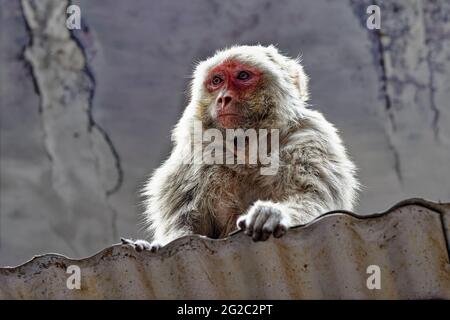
[124,156,204,251]
[122,207,198,252]
[238,128,358,241]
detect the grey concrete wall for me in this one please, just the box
[1,0,449,267]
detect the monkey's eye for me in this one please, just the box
[237,71,251,80]
[212,75,223,85]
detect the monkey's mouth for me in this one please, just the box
[218,113,240,117]
[217,114,241,128]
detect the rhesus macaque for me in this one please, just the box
[122,45,359,251]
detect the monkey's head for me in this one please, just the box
[187,45,309,131]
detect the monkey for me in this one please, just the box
[122,45,359,252]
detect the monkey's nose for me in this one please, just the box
[217,95,233,110]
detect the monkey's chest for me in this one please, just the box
[213,204,241,237]
[210,182,262,237]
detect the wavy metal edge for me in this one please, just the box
[1,197,449,271]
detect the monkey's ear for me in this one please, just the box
[292,64,310,102]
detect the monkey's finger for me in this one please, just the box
[252,209,270,241]
[150,243,161,253]
[245,210,260,237]
[121,238,134,245]
[262,214,281,234]
[121,238,144,252]
[273,224,288,238]
[259,230,271,241]
[237,216,247,230]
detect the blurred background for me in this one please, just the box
[1,0,449,266]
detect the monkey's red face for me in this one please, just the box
[204,60,263,128]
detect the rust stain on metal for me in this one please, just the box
[0,199,449,299]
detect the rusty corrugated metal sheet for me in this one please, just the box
[0,199,449,299]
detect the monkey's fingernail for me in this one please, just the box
[274,228,286,238]
[252,232,261,241]
[260,232,270,241]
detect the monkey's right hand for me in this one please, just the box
[237,201,291,242]
[120,238,161,252]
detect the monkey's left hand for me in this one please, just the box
[120,238,161,252]
[237,201,291,241]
